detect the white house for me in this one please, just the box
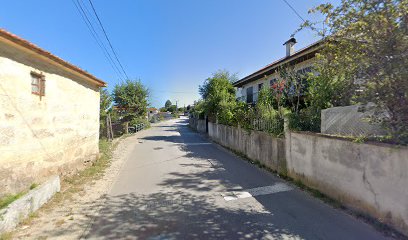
[0,29,106,196]
[234,38,322,103]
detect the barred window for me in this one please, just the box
[31,72,45,96]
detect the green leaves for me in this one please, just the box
[112,79,149,122]
[198,70,237,123]
[302,0,408,143]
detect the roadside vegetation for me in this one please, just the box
[100,79,150,138]
[191,0,407,144]
[0,183,39,210]
[0,192,26,210]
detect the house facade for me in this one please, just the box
[234,38,322,103]
[0,29,106,196]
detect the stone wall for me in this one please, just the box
[286,131,408,235]
[0,41,100,197]
[197,120,207,133]
[204,120,408,235]
[189,118,207,133]
[208,122,286,174]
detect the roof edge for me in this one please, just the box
[234,40,323,87]
[0,29,106,87]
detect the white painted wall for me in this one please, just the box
[237,58,315,103]
[0,41,101,196]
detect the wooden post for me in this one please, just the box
[108,114,113,140]
[106,115,110,140]
[124,122,129,134]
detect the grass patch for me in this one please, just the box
[29,183,39,190]
[0,182,40,210]
[0,192,26,210]
[20,212,39,226]
[0,232,13,240]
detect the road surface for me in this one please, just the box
[85,117,388,239]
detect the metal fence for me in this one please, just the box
[128,123,146,133]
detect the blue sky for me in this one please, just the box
[0,0,336,108]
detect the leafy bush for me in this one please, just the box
[287,109,321,132]
[300,0,408,143]
[113,79,149,122]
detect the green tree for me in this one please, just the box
[165,100,172,109]
[113,79,149,122]
[100,88,112,119]
[301,0,408,141]
[168,105,177,113]
[190,100,205,119]
[199,70,237,123]
[99,88,112,136]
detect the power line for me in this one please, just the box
[282,0,306,23]
[72,0,124,80]
[71,0,125,81]
[87,0,130,80]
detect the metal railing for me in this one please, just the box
[128,123,145,133]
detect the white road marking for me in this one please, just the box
[222,183,293,201]
[181,143,212,145]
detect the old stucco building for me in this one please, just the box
[0,29,106,196]
[234,38,322,103]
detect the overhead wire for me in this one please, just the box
[71,0,125,81]
[87,0,130,80]
[282,0,307,23]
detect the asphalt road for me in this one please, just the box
[86,117,388,240]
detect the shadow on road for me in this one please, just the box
[85,192,300,239]
[83,118,386,240]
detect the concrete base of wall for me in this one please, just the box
[0,175,60,234]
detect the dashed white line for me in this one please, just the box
[222,183,293,201]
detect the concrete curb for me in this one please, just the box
[0,175,60,234]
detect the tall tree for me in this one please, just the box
[199,70,237,123]
[301,0,408,141]
[113,79,149,122]
[99,88,112,134]
[165,100,172,109]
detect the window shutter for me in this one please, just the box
[40,77,46,96]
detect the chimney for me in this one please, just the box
[283,37,297,57]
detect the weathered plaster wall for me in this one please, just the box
[286,131,408,235]
[0,43,100,196]
[208,122,286,174]
[196,120,206,133]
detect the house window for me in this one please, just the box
[270,78,277,87]
[258,83,264,92]
[31,72,45,96]
[246,86,253,104]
